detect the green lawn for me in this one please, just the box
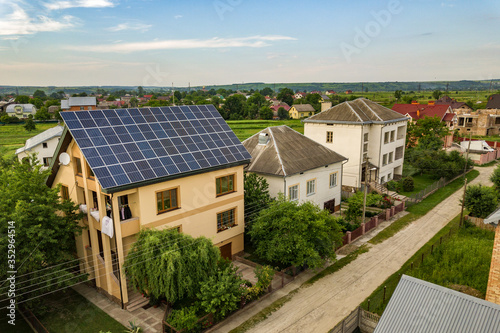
[369,170,479,245]
[398,174,437,197]
[0,122,59,157]
[227,119,303,141]
[362,215,494,315]
[36,288,126,333]
[0,309,33,333]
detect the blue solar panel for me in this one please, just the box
[61,105,251,190]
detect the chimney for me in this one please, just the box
[321,102,332,112]
[417,109,420,118]
[258,132,269,145]
[428,100,435,106]
[486,225,500,305]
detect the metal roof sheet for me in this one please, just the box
[68,97,97,107]
[374,275,500,333]
[242,125,347,176]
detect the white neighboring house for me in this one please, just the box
[60,97,97,111]
[303,98,408,189]
[6,104,36,118]
[243,126,348,212]
[16,125,64,169]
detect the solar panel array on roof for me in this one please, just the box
[61,105,251,191]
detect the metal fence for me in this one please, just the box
[406,177,446,204]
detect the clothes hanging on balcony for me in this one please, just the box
[102,216,114,238]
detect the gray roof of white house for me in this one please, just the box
[61,97,96,109]
[15,125,64,155]
[374,275,500,333]
[6,104,36,114]
[243,125,347,177]
[484,207,500,226]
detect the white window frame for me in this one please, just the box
[306,179,316,196]
[388,152,393,164]
[383,154,388,166]
[329,173,338,188]
[289,184,299,201]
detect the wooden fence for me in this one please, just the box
[465,216,496,232]
[19,306,49,333]
[329,307,380,333]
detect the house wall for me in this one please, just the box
[51,139,246,306]
[17,135,61,169]
[486,226,500,306]
[304,120,407,187]
[254,162,343,210]
[68,105,96,111]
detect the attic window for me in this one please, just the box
[42,142,48,148]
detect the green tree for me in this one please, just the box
[197,262,245,320]
[277,88,294,106]
[394,90,403,101]
[464,185,498,218]
[174,91,182,103]
[305,93,322,112]
[24,116,36,131]
[244,172,272,226]
[249,197,343,269]
[0,154,84,307]
[137,86,144,97]
[221,94,246,120]
[15,95,30,104]
[33,89,47,100]
[129,97,139,107]
[277,107,289,120]
[432,90,443,100]
[259,106,273,120]
[407,116,449,149]
[29,98,44,109]
[34,106,51,121]
[260,87,274,97]
[124,229,220,304]
[490,165,500,190]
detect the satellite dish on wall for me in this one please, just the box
[59,153,70,166]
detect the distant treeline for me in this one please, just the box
[1,79,499,95]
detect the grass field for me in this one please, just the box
[398,173,437,197]
[0,122,59,157]
[36,288,126,333]
[227,119,304,141]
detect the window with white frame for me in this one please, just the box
[390,130,395,142]
[329,173,338,188]
[384,132,390,144]
[364,133,369,142]
[363,142,368,153]
[388,152,393,164]
[381,176,386,183]
[307,179,316,196]
[388,173,392,180]
[383,154,388,166]
[289,185,298,201]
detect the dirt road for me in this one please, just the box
[245,166,494,333]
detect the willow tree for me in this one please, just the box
[124,229,220,304]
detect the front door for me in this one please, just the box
[219,243,232,260]
[324,199,336,213]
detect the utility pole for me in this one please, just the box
[459,133,472,227]
[362,156,370,225]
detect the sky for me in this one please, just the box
[1,0,499,87]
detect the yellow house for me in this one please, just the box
[47,105,251,308]
[289,104,316,119]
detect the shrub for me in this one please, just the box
[402,176,414,192]
[167,306,199,332]
[464,185,498,218]
[386,180,400,192]
[197,263,246,320]
[255,265,275,290]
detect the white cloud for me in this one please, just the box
[174,15,182,19]
[107,22,152,33]
[64,35,297,53]
[0,3,74,36]
[44,0,115,10]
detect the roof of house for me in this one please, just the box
[270,104,291,112]
[434,95,467,109]
[374,275,500,333]
[242,125,347,177]
[487,94,500,109]
[291,104,315,112]
[6,104,36,114]
[392,103,451,121]
[304,98,407,125]
[484,207,500,226]
[442,113,456,122]
[53,105,251,193]
[61,97,97,109]
[15,125,64,155]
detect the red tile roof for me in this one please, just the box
[270,104,291,112]
[442,113,455,122]
[392,104,452,121]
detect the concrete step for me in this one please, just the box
[127,294,149,312]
